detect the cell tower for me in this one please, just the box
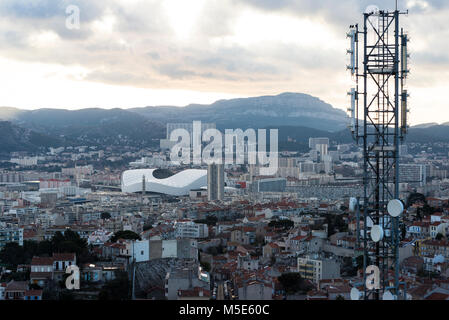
[347,6,410,300]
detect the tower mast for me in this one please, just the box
[347,6,410,300]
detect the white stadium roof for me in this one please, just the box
[121,169,207,196]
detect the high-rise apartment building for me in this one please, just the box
[309,138,330,150]
[207,163,224,201]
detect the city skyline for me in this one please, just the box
[0,0,448,125]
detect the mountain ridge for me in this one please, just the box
[1,92,449,152]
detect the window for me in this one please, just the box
[141,250,144,255]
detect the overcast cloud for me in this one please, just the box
[0,0,447,125]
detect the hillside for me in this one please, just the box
[130,92,348,132]
[2,92,449,153]
[0,121,63,153]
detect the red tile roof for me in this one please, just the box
[24,290,43,297]
[53,253,76,261]
[425,292,449,300]
[31,257,53,266]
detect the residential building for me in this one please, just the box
[175,221,209,239]
[208,163,224,201]
[297,255,340,283]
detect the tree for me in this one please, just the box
[110,230,141,243]
[98,271,130,300]
[59,290,75,300]
[325,214,348,236]
[51,230,88,256]
[0,231,91,271]
[278,273,307,295]
[401,224,407,239]
[206,247,218,256]
[268,219,294,230]
[0,242,25,268]
[29,283,42,290]
[422,204,434,216]
[194,216,218,226]
[406,193,426,208]
[254,235,265,246]
[0,271,29,282]
[200,262,211,272]
[436,233,444,240]
[101,212,112,220]
[37,240,53,256]
[354,254,364,271]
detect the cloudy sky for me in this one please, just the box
[0,0,447,125]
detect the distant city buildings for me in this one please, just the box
[250,178,286,193]
[129,156,167,168]
[399,164,428,187]
[309,138,330,150]
[39,179,71,189]
[160,122,216,150]
[297,255,340,284]
[0,224,23,249]
[0,172,24,183]
[9,157,39,167]
[175,221,209,239]
[2,131,449,301]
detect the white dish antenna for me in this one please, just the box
[383,291,395,300]
[387,199,404,217]
[365,5,380,15]
[367,216,374,228]
[371,225,384,242]
[365,5,380,30]
[433,254,445,265]
[349,197,358,212]
[350,287,361,300]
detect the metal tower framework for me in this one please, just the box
[347,9,409,300]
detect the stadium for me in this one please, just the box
[121,168,207,196]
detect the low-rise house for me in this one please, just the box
[177,287,211,300]
[425,292,449,300]
[30,253,77,287]
[263,243,280,259]
[88,229,113,246]
[165,265,210,300]
[102,241,126,259]
[323,283,351,300]
[237,254,259,271]
[82,262,125,283]
[24,290,43,300]
[337,236,357,249]
[237,280,272,300]
[407,222,430,239]
[4,281,28,300]
[286,235,308,253]
[53,253,76,281]
[419,240,449,260]
[408,284,433,300]
[30,257,54,287]
[306,289,328,300]
[402,256,424,274]
[297,255,341,284]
